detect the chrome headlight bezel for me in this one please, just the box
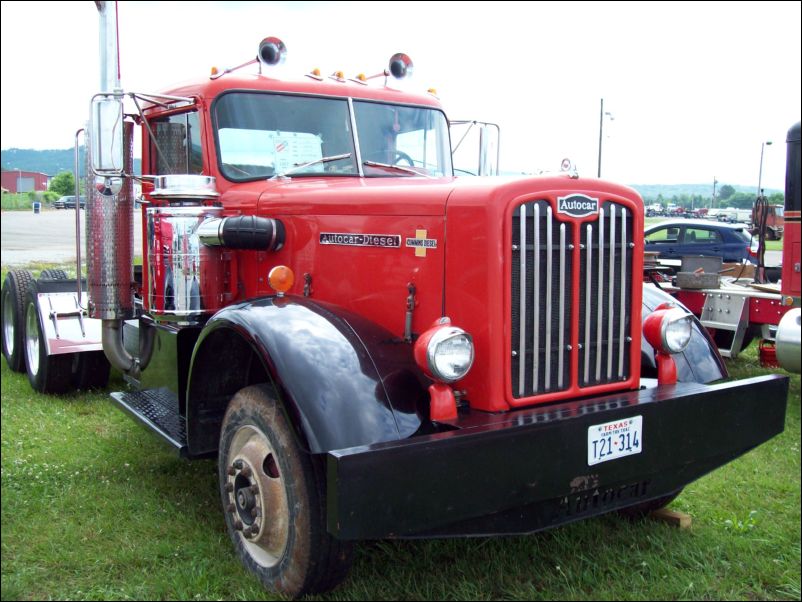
[426,326,475,383]
[660,307,693,354]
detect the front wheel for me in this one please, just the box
[219,385,353,597]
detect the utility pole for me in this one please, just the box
[712,176,718,209]
[597,99,614,178]
[597,99,604,178]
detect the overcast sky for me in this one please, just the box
[1,1,799,190]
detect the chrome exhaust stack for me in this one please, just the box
[89,2,136,375]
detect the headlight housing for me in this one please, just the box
[662,308,693,353]
[414,319,475,383]
[643,304,693,354]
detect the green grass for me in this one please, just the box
[1,265,800,601]
[1,193,37,211]
[0,192,59,211]
[1,345,798,601]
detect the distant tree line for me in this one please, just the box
[643,185,784,210]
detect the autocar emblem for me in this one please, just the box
[557,194,600,218]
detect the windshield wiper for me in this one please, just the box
[271,153,352,179]
[362,160,435,178]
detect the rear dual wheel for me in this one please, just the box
[219,385,353,597]
[24,291,73,394]
[2,269,34,372]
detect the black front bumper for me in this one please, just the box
[326,375,788,539]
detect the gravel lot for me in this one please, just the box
[0,208,143,266]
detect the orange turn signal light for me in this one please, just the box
[268,265,295,296]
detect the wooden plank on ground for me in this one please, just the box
[650,508,692,529]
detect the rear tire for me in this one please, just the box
[23,291,73,394]
[72,351,111,390]
[219,384,353,597]
[2,270,35,372]
[39,269,69,280]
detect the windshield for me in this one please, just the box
[353,101,452,177]
[213,92,451,181]
[214,92,357,180]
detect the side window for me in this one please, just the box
[685,228,721,244]
[647,227,678,243]
[150,112,203,175]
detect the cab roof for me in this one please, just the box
[146,72,445,114]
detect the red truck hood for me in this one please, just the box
[255,176,458,216]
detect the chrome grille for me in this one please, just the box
[511,200,633,398]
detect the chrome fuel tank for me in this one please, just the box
[146,205,227,322]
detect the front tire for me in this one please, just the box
[219,384,353,598]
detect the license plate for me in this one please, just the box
[587,416,643,466]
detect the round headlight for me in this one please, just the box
[662,308,693,353]
[427,327,474,383]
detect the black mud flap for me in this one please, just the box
[326,374,788,539]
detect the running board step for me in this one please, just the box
[110,388,188,455]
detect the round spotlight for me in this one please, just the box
[258,37,287,67]
[388,53,413,79]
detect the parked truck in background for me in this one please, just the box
[0,3,792,597]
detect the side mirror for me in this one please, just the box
[478,122,500,176]
[91,93,124,175]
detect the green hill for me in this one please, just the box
[0,149,780,199]
[1,148,141,177]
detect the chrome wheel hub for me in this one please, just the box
[25,302,39,376]
[226,425,289,568]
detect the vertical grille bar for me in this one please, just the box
[532,204,540,393]
[618,209,628,377]
[544,206,553,390]
[595,208,605,381]
[584,224,592,384]
[518,204,527,396]
[607,205,616,379]
[558,223,566,388]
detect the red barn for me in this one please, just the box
[1,169,51,193]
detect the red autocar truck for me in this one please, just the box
[0,4,790,597]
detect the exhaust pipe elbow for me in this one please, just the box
[102,320,136,375]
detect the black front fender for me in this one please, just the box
[187,296,426,455]
[641,284,727,383]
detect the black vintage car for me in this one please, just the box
[53,195,86,209]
